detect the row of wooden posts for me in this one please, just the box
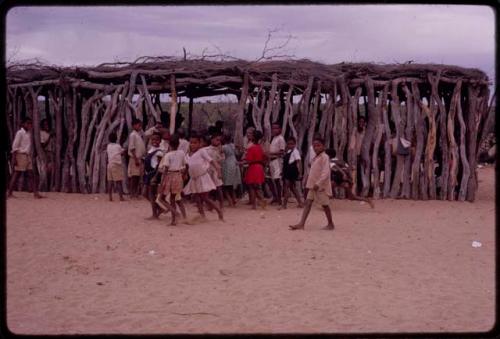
[5,72,491,201]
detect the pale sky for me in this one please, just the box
[6,5,496,90]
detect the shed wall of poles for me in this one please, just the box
[5,60,492,201]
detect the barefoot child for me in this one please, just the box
[183,133,224,221]
[243,130,267,210]
[327,149,374,208]
[281,136,304,209]
[205,133,225,210]
[127,118,146,199]
[157,134,188,225]
[106,132,126,201]
[267,123,286,205]
[221,134,241,207]
[289,137,335,231]
[7,117,43,199]
[143,133,165,218]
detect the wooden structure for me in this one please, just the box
[5,57,492,201]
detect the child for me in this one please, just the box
[157,134,188,225]
[289,137,334,231]
[7,117,43,199]
[106,132,126,201]
[267,123,286,205]
[326,149,375,208]
[127,118,146,199]
[143,133,165,218]
[205,133,225,210]
[221,134,242,207]
[183,133,224,221]
[243,130,267,210]
[281,136,304,209]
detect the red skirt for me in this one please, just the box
[244,163,265,184]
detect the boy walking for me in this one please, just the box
[289,137,334,231]
[128,118,146,199]
[7,117,42,198]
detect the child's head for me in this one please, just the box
[161,128,171,141]
[221,134,232,145]
[40,118,50,131]
[271,123,282,136]
[21,117,33,131]
[253,130,264,143]
[169,133,180,150]
[155,120,163,129]
[132,118,142,131]
[211,133,222,147]
[312,136,325,155]
[189,133,202,152]
[286,136,296,150]
[150,133,161,148]
[176,128,186,139]
[246,126,255,139]
[109,132,118,143]
[201,134,210,147]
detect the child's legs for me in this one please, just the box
[216,186,224,209]
[273,178,283,203]
[8,171,21,195]
[194,194,205,217]
[116,180,124,199]
[26,170,40,196]
[108,181,114,200]
[322,205,334,227]
[290,181,303,205]
[176,197,187,218]
[200,192,223,219]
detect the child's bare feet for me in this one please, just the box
[109,198,113,202]
[297,203,304,208]
[170,220,177,226]
[34,194,44,199]
[277,205,286,210]
[321,224,335,230]
[368,200,375,209]
[259,200,267,210]
[145,215,159,221]
[289,224,304,230]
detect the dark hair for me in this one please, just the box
[108,132,118,143]
[215,120,224,127]
[176,128,186,138]
[189,132,202,142]
[313,136,325,145]
[272,123,281,129]
[40,118,49,128]
[211,131,222,139]
[151,132,162,140]
[132,118,142,126]
[21,117,32,124]
[170,133,180,148]
[222,134,232,144]
[287,136,296,143]
[253,130,263,142]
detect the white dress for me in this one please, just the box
[183,148,217,194]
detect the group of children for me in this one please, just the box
[103,119,374,230]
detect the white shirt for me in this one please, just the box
[107,143,124,165]
[178,138,190,154]
[185,148,212,178]
[270,134,286,154]
[147,146,164,169]
[159,150,186,172]
[11,127,31,154]
[128,130,146,158]
[287,148,301,164]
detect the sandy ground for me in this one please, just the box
[6,166,495,334]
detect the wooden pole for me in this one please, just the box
[169,74,177,135]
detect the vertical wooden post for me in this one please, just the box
[169,74,177,135]
[188,95,193,137]
[234,72,249,150]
